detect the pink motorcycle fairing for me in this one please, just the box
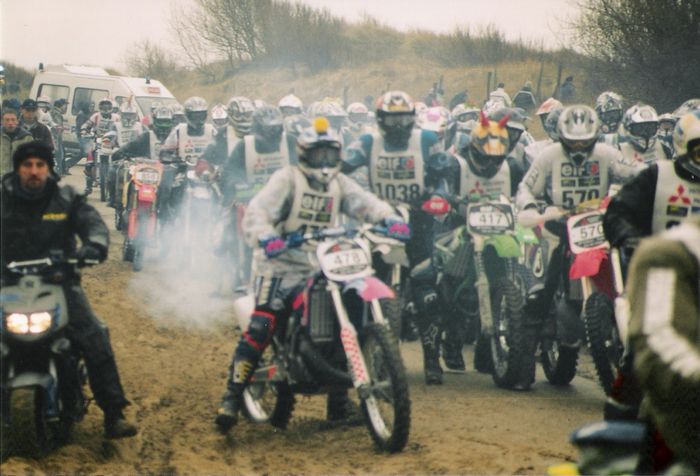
[344,276,395,301]
[569,248,608,280]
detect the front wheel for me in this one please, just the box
[360,323,411,453]
[490,278,530,389]
[99,160,108,202]
[583,292,620,394]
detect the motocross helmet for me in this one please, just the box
[536,98,563,130]
[313,101,347,131]
[226,96,255,136]
[346,102,369,125]
[251,105,284,143]
[297,117,342,187]
[658,113,676,139]
[36,95,51,112]
[211,103,228,130]
[119,102,139,128]
[557,105,601,167]
[621,104,659,152]
[490,107,529,153]
[152,105,174,142]
[183,96,208,133]
[452,104,480,133]
[672,98,700,120]
[278,94,303,117]
[673,110,700,177]
[544,106,564,141]
[376,91,415,145]
[465,112,510,178]
[595,91,624,133]
[171,103,186,125]
[420,106,453,147]
[98,98,114,118]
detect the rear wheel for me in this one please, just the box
[540,274,579,386]
[360,323,411,453]
[242,349,295,429]
[583,292,620,394]
[99,159,108,202]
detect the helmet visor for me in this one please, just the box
[187,111,207,125]
[628,122,658,139]
[457,111,479,123]
[305,146,341,169]
[99,103,112,114]
[600,110,622,125]
[566,137,597,152]
[689,142,700,163]
[382,114,414,128]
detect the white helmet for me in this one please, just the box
[211,103,228,130]
[278,94,303,117]
[451,104,480,133]
[226,96,255,136]
[297,117,342,187]
[36,95,51,112]
[183,96,208,131]
[346,102,369,124]
[557,105,600,166]
[621,104,659,152]
[672,110,700,177]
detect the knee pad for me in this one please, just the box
[411,284,439,315]
[243,310,277,350]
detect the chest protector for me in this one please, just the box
[149,131,163,161]
[226,126,241,157]
[551,155,609,209]
[369,132,424,203]
[95,115,115,137]
[177,123,216,164]
[456,154,512,198]
[244,134,290,185]
[652,161,700,233]
[620,141,665,169]
[116,123,143,147]
[282,168,342,234]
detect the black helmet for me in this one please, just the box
[251,106,283,142]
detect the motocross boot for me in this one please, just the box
[215,359,255,432]
[441,314,466,371]
[326,391,362,424]
[104,409,138,439]
[419,322,443,385]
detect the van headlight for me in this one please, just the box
[5,312,53,334]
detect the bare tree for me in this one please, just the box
[574,0,700,110]
[123,40,178,79]
[169,1,217,80]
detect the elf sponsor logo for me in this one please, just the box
[377,155,416,180]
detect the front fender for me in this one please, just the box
[484,234,521,258]
[343,276,395,301]
[569,248,608,280]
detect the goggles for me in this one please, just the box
[382,114,414,128]
[457,112,479,123]
[305,146,341,168]
[600,110,622,124]
[566,138,597,151]
[187,111,207,123]
[689,143,700,161]
[659,120,675,131]
[628,122,658,138]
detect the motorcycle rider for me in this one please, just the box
[441,113,528,374]
[595,91,625,146]
[105,102,146,207]
[342,90,454,384]
[342,102,372,146]
[618,104,669,172]
[171,103,186,126]
[160,96,216,221]
[202,96,255,167]
[516,105,632,386]
[0,140,138,439]
[626,214,700,473]
[657,113,676,159]
[525,102,563,165]
[490,107,534,172]
[278,93,304,118]
[80,98,120,195]
[211,104,229,134]
[214,117,409,432]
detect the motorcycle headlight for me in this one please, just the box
[5,311,53,334]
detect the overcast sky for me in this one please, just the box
[1,0,578,71]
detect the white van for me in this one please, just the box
[29,64,179,151]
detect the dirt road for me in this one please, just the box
[1,173,605,475]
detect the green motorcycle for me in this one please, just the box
[435,193,541,389]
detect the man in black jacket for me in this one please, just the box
[19,99,54,149]
[0,141,137,439]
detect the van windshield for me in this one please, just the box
[136,97,180,115]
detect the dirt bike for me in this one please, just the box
[238,225,411,453]
[435,193,540,388]
[0,255,93,457]
[119,158,163,272]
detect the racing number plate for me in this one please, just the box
[135,170,160,184]
[320,248,370,277]
[467,203,515,234]
[567,210,608,253]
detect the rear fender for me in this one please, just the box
[343,276,395,301]
[484,234,521,258]
[137,184,158,204]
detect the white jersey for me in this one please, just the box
[368,131,424,203]
[115,122,144,148]
[456,154,512,198]
[282,167,342,234]
[517,142,631,210]
[148,130,163,161]
[651,161,700,234]
[168,123,216,164]
[226,126,242,157]
[619,141,666,172]
[244,133,291,185]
